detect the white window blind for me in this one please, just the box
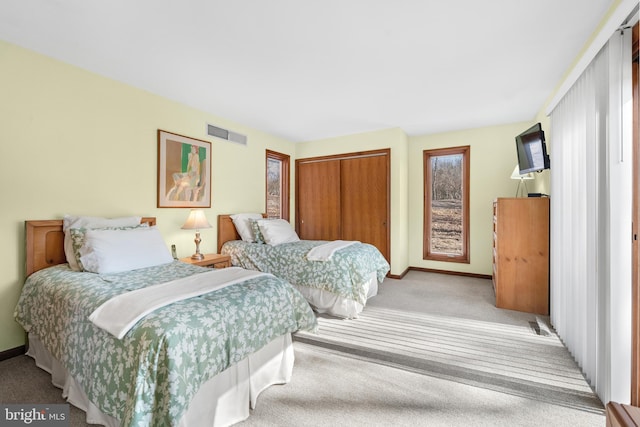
[549,27,633,405]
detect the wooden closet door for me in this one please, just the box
[296,160,341,240]
[340,154,389,261]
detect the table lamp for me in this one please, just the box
[510,164,535,197]
[181,209,212,260]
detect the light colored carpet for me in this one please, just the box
[238,342,605,427]
[244,270,604,426]
[295,271,603,413]
[295,307,601,413]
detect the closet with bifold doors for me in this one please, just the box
[295,148,390,263]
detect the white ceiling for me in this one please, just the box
[0,0,614,142]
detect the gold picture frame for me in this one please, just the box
[157,130,211,208]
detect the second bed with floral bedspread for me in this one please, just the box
[221,240,390,318]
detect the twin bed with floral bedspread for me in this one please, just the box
[15,216,317,427]
[218,214,391,319]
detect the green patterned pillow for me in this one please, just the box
[249,219,265,244]
[69,224,148,271]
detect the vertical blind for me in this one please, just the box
[549,28,633,405]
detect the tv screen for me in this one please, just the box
[515,123,550,174]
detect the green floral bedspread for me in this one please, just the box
[221,240,390,306]
[14,262,317,427]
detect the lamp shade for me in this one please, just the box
[181,209,212,230]
[510,164,535,180]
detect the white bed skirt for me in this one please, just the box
[27,333,294,427]
[294,272,379,319]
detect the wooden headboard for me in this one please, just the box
[217,214,266,253]
[25,217,156,277]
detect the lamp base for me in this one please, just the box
[515,178,529,198]
[191,231,204,260]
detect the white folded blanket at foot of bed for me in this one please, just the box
[90,267,265,339]
[306,240,359,261]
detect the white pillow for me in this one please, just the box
[69,224,148,271]
[79,226,173,274]
[230,213,263,242]
[63,215,142,271]
[257,219,300,245]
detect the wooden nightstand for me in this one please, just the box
[179,253,231,269]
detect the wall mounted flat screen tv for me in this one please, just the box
[515,123,550,174]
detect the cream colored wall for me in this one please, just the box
[408,122,535,275]
[0,41,296,353]
[295,128,410,276]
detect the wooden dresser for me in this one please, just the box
[492,197,550,315]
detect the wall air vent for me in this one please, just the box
[207,124,247,146]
